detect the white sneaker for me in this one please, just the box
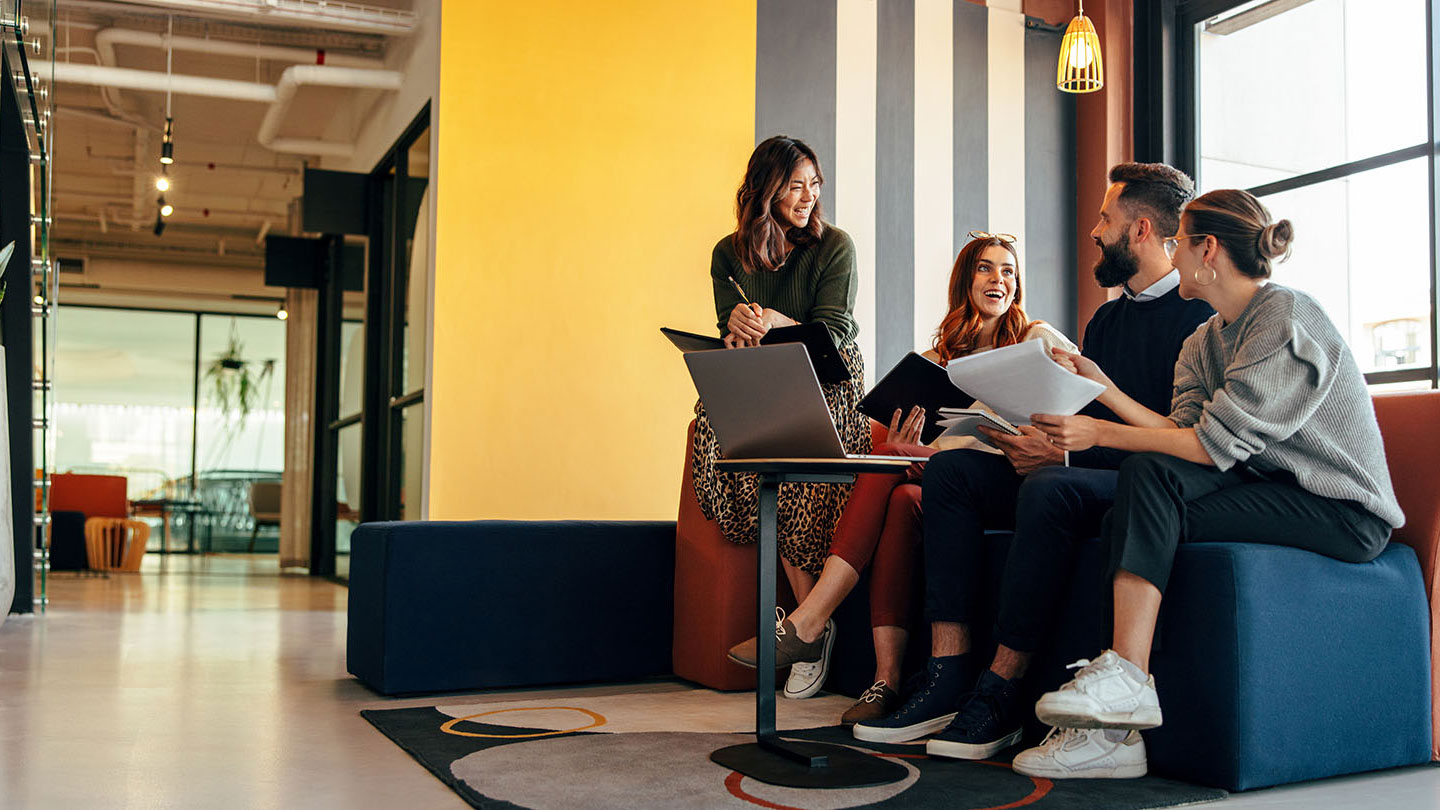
[1034,650,1162,730]
[782,619,835,699]
[1012,727,1148,779]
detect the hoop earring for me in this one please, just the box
[1194,263,1217,287]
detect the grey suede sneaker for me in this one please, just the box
[726,608,830,669]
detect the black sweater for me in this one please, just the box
[1070,288,1215,470]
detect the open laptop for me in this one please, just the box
[683,343,926,461]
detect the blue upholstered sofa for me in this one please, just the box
[675,392,1439,791]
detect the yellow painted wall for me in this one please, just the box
[430,1,756,519]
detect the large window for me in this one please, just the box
[1190,0,1435,388]
[54,308,196,500]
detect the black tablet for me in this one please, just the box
[660,327,725,352]
[662,323,850,385]
[859,352,974,443]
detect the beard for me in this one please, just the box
[1093,234,1140,288]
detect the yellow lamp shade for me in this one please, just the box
[1057,11,1104,93]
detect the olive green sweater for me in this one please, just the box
[710,224,859,346]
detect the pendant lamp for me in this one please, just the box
[1057,1,1104,93]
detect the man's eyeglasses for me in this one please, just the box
[968,230,1016,244]
[1162,234,1209,259]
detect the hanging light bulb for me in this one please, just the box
[276,306,288,321]
[1057,1,1104,94]
[155,176,170,192]
[159,195,174,217]
[160,117,175,165]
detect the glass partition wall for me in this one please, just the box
[314,104,429,581]
[53,307,288,553]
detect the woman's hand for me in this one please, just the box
[886,406,926,445]
[758,308,798,330]
[1051,348,1114,391]
[726,302,767,346]
[1030,413,1109,452]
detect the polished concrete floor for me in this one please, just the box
[0,556,1435,809]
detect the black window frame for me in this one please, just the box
[1142,0,1440,389]
[311,103,430,581]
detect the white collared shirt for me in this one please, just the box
[1123,269,1181,302]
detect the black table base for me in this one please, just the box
[711,736,909,789]
[710,459,916,789]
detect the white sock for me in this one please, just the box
[1112,651,1146,682]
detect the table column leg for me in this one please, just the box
[754,474,828,768]
[755,474,778,739]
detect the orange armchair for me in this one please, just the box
[672,418,886,690]
[1372,391,1440,760]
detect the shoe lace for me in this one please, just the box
[893,664,945,715]
[773,607,787,640]
[1063,655,1115,687]
[951,684,1007,733]
[1038,725,1088,752]
[858,680,890,704]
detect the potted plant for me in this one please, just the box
[204,320,276,429]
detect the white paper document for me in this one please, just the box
[944,340,1105,426]
[935,408,1022,444]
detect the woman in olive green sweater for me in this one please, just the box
[691,134,870,612]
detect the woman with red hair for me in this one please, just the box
[726,231,1076,725]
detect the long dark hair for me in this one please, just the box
[1183,189,1294,279]
[933,236,1032,363]
[733,136,826,274]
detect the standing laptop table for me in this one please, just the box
[710,457,914,789]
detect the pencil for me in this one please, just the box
[727,275,751,305]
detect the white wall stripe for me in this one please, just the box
[912,0,954,354]
[836,0,879,385]
[987,0,1027,254]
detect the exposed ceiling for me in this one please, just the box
[26,0,417,313]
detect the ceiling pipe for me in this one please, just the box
[95,26,385,70]
[51,61,279,102]
[65,0,417,37]
[257,64,402,157]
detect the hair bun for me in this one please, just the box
[1257,219,1294,262]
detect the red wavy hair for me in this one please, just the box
[932,236,1033,363]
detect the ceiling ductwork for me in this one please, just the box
[59,0,417,37]
[258,64,403,157]
[94,26,387,70]
[50,60,404,156]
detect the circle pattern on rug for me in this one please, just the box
[449,731,919,809]
[441,706,607,739]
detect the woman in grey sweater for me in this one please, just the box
[1013,189,1403,780]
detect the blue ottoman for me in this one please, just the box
[1020,539,1431,790]
[347,520,676,695]
[1145,541,1432,790]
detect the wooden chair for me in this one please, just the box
[248,481,283,553]
[83,518,150,572]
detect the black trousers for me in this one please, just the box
[922,450,1119,653]
[1104,453,1391,595]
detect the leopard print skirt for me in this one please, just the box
[690,341,871,575]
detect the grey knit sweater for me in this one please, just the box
[1170,283,1404,528]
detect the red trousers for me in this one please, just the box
[827,441,936,629]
